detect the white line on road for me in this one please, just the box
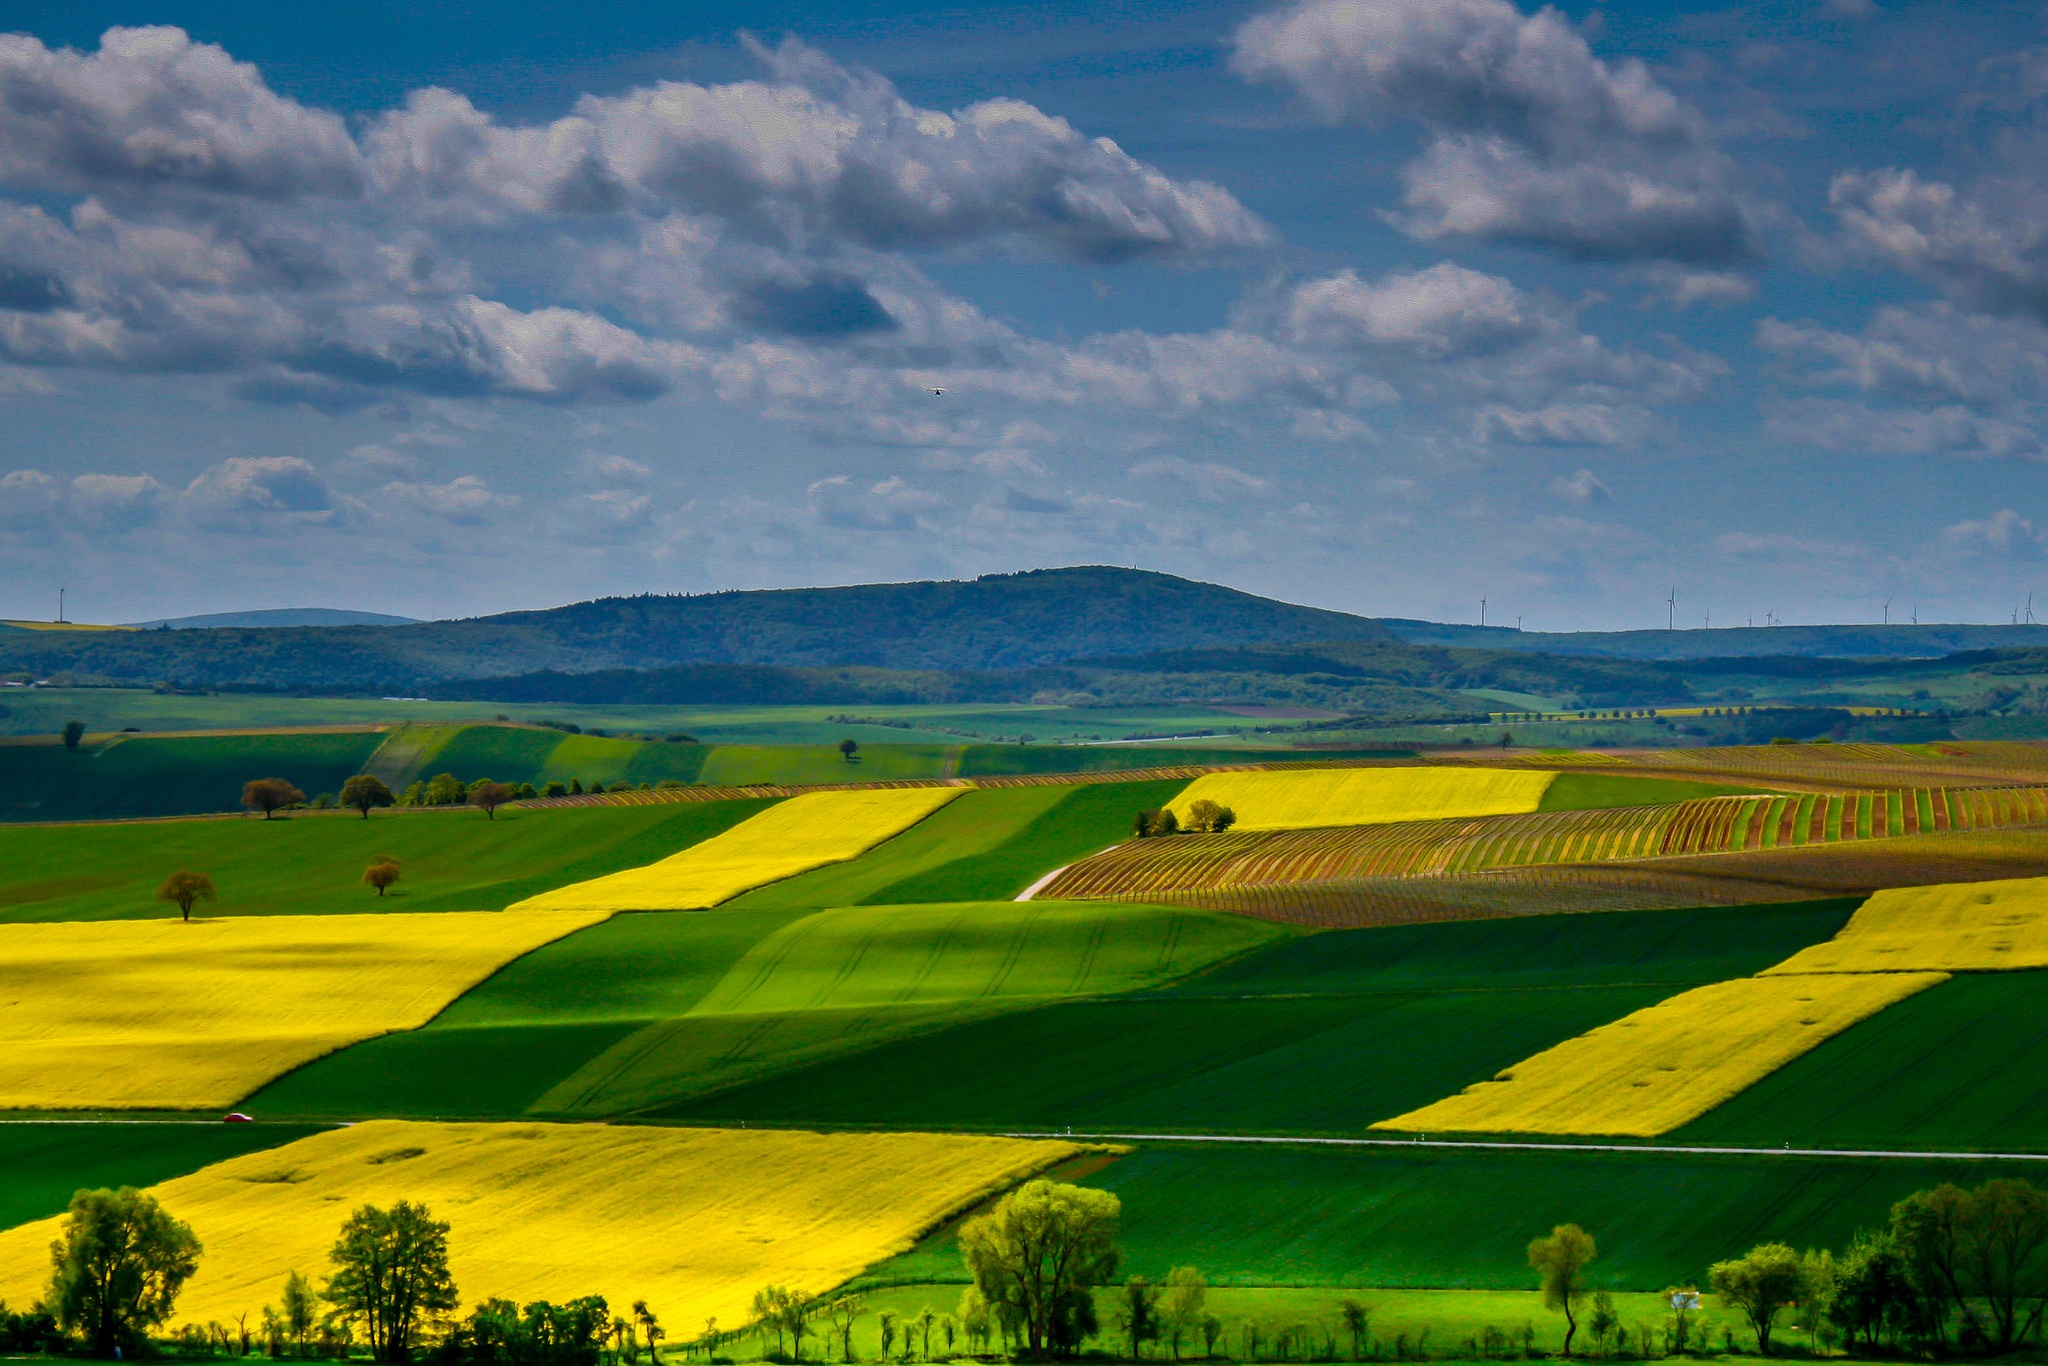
[1002,1129,2048,1163]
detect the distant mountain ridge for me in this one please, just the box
[0,567,1395,692]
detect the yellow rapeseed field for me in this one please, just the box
[0,911,608,1110]
[1766,875,2048,973]
[1165,767,1557,832]
[1373,972,1946,1137]
[0,1122,1083,1328]
[509,787,966,912]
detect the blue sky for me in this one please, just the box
[1,0,2045,629]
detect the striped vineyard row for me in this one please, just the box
[1037,784,2048,903]
[1146,825,2048,929]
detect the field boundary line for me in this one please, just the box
[1000,1129,2048,1163]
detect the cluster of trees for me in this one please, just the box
[1522,1178,2048,1360]
[1132,801,1235,839]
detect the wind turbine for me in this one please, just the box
[1479,596,1487,628]
[1883,598,1892,626]
[1667,585,1677,631]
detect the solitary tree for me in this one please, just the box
[1339,1300,1370,1361]
[158,870,216,922]
[323,1202,459,1364]
[423,773,465,806]
[340,775,395,820]
[363,858,402,898]
[61,720,86,752]
[1116,1276,1160,1359]
[282,1270,317,1356]
[959,1179,1121,1359]
[839,738,860,764]
[242,777,305,819]
[1710,1243,1808,1355]
[1162,1268,1207,1361]
[467,781,515,820]
[48,1186,202,1357]
[1528,1224,1597,1355]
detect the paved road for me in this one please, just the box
[1005,1128,2048,1163]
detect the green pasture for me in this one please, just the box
[864,1141,2048,1294]
[1676,969,2048,1153]
[0,797,776,923]
[662,901,1858,1133]
[0,1122,323,1230]
[248,899,1282,1120]
[0,730,386,822]
[1535,773,1780,810]
[661,986,1668,1133]
[0,689,1296,745]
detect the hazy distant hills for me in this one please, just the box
[122,608,420,630]
[1381,620,2048,660]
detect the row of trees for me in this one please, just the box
[1524,1177,2048,1359]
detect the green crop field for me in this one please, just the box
[1535,773,1778,810]
[0,730,387,822]
[863,1141,2048,1293]
[659,901,1858,1133]
[0,1122,325,1230]
[1674,969,2048,1153]
[0,796,776,922]
[250,899,1283,1119]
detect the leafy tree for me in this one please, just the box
[542,780,568,798]
[423,773,466,806]
[282,1270,317,1356]
[878,1310,898,1363]
[1827,1230,1925,1350]
[61,720,85,752]
[750,1285,812,1361]
[48,1186,202,1357]
[822,1296,864,1363]
[839,738,860,763]
[1892,1177,2048,1350]
[242,777,306,819]
[568,778,584,796]
[959,1179,1121,1359]
[157,870,216,921]
[1162,1268,1206,1361]
[633,1299,664,1363]
[341,775,395,820]
[1133,809,1179,839]
[1116,1277,1160,1359]
[1527,1224,1596,1354]
[363,858,402,897]
[1338,1300,1370,1361]
[323,1202,459,1363]
[1710,1243,1808,1355]
[957,1289,991,1355]
[1587,1291,1618,1354]
[468,781,516,820]
[1181,800,1235,834]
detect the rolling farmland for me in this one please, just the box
[0,1122,1083,1329]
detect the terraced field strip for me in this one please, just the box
[1474,741,2048,794]
[510,787,965,912]
[1374,972,1948,1138]
[1766,873,2048,973]
[1040,786,2048,905]
[0,909,612,1109]
[0,1122,1085,1330]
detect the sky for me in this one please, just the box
[1,0,2046,629]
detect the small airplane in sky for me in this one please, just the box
[929,386,945,396]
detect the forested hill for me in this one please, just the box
[0,568,1394,692]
